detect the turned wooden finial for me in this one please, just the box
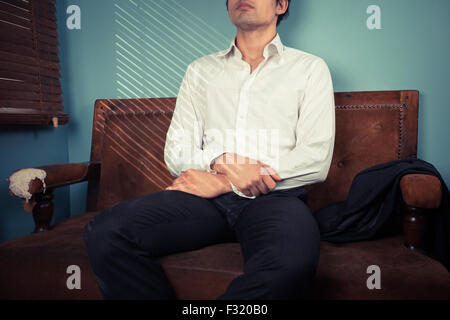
[403,205,426,252]
[32,190,54,233]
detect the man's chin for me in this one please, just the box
[234,21,261,31]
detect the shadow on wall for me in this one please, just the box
[113,0,230,99]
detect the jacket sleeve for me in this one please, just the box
[164,63,225,177]
[265,58,336,184]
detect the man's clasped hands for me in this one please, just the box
[166,153,281,198]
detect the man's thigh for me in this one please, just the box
[85,190,235,257]
[233,193,320,266]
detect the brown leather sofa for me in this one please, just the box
[1,90,449,299]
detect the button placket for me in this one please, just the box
[237,76,255,120]
[235,78,251,155]
[235,60,264,157]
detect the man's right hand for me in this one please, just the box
[211,153,282,197]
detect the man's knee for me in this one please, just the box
[268,210,321,297]
[267,247,319,298]
[287,209,321,281]
[83,208,123,260]
[84,196,148,244]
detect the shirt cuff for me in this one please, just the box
[229,180,256,199]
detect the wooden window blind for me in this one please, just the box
[0,0,68,126]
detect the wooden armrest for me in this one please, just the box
[7,161,101,233]
[400,173,442,209]
[8,161,101,198]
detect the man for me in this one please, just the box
[83,0,335,299]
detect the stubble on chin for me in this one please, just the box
[234,15,261,31]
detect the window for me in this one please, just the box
[0,0,68,126]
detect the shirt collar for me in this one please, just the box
[217,33,285,60]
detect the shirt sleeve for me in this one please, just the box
[264,58,336,184]
[164,63,225,177]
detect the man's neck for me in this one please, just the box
[235,26,277,61]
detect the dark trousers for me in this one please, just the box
[83,186,320,300]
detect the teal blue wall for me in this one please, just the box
[1,0,449,242]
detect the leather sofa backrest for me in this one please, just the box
[88,90,418,213]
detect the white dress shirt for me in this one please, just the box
[164,33,335,195]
